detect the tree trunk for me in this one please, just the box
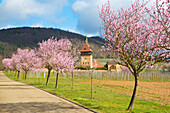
[17,71,20,79]
[46,69,51,85]
[127,74,139,111]
[71,71,74,91]
[24,71,27,80]
[55,72,59,88]
[14,71,17,77]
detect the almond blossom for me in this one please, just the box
[37,37,80,86]
[99,0,169,110]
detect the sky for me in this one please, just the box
[0,0,156,37]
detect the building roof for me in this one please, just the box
[80,41,93,52]
[93,59,103,68]
[108,60,118,65]
[82,64,90,67]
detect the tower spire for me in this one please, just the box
[86,36,88,44]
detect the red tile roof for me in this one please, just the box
[93,60,103,68]
[80,43,93,52]
[82,64,90,67]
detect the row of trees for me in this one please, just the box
[2,37,80,88]
[99,0,169,111]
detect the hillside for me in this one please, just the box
[0,27,106,58]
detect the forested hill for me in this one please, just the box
[0,27,105,58]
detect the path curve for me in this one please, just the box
[0,72,95,113]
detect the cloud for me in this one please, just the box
[0,0,68,28]
[61,26,99,37]
[72,0,157,35]
[31,23,43,28]
[72,0,100,35]
[0,25,18,29]
[0,23,43,30]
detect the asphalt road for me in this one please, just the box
[0,72,94,113]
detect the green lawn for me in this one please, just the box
[4,71,170,113]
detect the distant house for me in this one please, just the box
[93,59,103,68]
[80,37,103,68]
[107,60,121,71]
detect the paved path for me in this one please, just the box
[0,72,94,113]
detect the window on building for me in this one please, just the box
[111,65,116,69]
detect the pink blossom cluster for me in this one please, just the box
[2,48,41,73]
[17,48,42,72]
[121,66,130,71]
[99,0,170,74]
[2,58,13,70]
[2,37,80,74]
[37,37,80,72]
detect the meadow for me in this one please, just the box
[4,70,170,113]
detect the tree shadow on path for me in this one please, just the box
[0,102,81,113]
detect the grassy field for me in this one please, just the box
[4,71,170,113]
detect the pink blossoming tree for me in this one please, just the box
[99,0,170,110]
[2,48,41,79]
[2,58,13,70]
[37,37,80,86]
[16,48,41,79]
[11,54,22,79]
[50,52,75,88]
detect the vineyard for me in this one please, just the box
[73,70,170,81]
[6,70,170,81]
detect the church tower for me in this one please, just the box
[80,37,93,68]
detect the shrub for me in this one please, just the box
[95,67,107,70]
[76,66,91,70]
